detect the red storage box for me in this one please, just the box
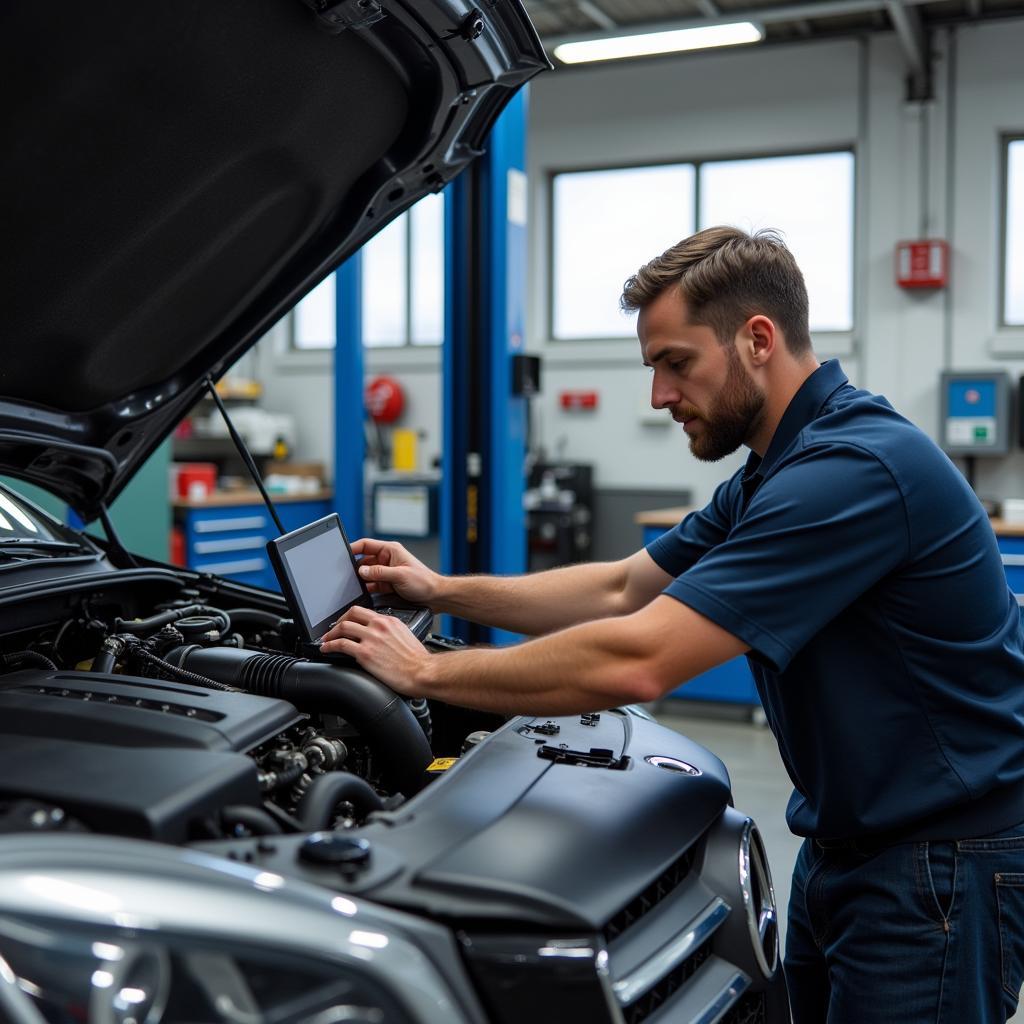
[174,463,217,500]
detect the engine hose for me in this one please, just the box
[114,604,231,638]
[225,608,287,629]
[297,771,385,830]
[407,697,432,741]
[267,759,306,790]
[0,651,57,672]
[131,645,240,693]
[92,648,117,674]
[221,805,283,837]
[162,646,432,795]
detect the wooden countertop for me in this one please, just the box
[634,506,694,527]
[173,488,333,510]
[636,506,1024,537]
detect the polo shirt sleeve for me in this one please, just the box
[646,472,742,577]
[665,444,910,672]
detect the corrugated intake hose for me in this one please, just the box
[161,646,432,796]
[298,771,385,829]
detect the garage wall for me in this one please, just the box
[527,20,1024,508]
[251,18,1024,514]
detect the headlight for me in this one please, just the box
[0,925,393,1024]
[0,835,469,1024]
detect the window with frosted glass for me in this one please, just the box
[1004,139,1024,327]
[410,192,445,346]
[290,192,445,349]
[362,214,408,348]
[552,165,696,340]
[292,274,336,350]
[700,151,855,333]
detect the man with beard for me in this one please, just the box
[321,226,1024,1023]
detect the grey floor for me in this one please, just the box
[653,700,1024,1023]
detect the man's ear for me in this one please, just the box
[745,315,777,365]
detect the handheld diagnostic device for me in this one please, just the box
[267,514,370,645]
[267,513,431,657]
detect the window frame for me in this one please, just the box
[287,194,445,353]
[999,133,1024,330]
[546,144,857,344]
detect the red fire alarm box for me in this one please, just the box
[896,240,949,289]
[559,390,598,411]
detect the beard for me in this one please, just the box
[687,347,765,462]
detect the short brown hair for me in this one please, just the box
[620,226,812,355]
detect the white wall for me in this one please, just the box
[527,20,1024,506]
[251,19,1024,508]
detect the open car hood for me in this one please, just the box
[2,0,547,516]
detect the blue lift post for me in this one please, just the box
[442,89,530,645]
[333,254,365,540]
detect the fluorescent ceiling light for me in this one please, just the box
[553,21,764,64]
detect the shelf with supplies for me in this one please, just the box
[173,491,332,591]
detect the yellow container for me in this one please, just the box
[392,428,418,472]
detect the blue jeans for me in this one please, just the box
[785,822,1024,1023]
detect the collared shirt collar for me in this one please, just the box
[741,359,849,506]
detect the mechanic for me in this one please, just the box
[321,226,1024,1024]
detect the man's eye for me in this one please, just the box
[669,360,688,372]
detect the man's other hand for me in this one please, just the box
[319,606,429,695]
[351,538,441,607]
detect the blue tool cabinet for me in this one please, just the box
[175,495,331,591]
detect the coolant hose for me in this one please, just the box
[114,604,230,638]
[298,771,385,829]
[225,608,287,629]
[162,646,432,795]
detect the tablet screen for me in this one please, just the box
[269,514,369,641]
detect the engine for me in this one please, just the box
[0,586,478,845]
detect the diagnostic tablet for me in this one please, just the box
[266,513,370,643]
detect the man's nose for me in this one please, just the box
[651,375,680,410]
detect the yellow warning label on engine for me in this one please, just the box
[426,757,458,773]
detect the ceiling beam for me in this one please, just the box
[884,0,932,99]
[547,0,892,48]
[576,0,617,30]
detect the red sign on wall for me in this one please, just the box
[896,240,949,289]
[559,390,598,411]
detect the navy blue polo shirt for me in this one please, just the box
[648,360,1024,841]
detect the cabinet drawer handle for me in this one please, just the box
[196,557,268,575]
[194,537,266,555]
[194,516,267,534]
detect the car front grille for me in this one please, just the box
[603,845,695,944]
[721,991,767,1024]
[619,939,712,1024]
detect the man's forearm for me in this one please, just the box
[414,613,660,715]
[432,561,628,636]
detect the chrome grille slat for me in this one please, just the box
[612,897,730,1007]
